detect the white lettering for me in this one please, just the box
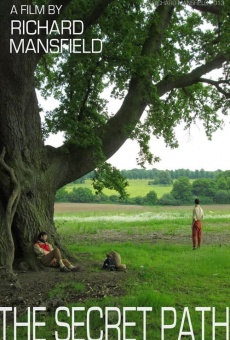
[26,21,37,35]
[56,5,63,15]
[33,307,46,340]
[55,307,71,340]
[161,307,177,340]
[61,21,72,35]
[25,39,37,53]
[195,307,211,340]
[73,20,84,35]
[123,307,136,340]
[137,307,152,340]
[10,38,24,53]
[14,307,31,340]
[21,5,27,14]
[72,307,85,338]
[105,307,121,340]
[49,20,60,35]
[92,39,103,53]
[11,20,84,36]
[178,307,195,340]
[212,307,229,340]
[11,20,21,34]
[20,5,45,15]
[50,39,61,53]
[72,39,82,53]
[35,5,45,15]
[0,307,12,340]
[10,5,18,15]
[48,5,56,15]
[87,307,103,340]
[48,5,63,15]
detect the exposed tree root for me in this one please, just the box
[0,147,21,274]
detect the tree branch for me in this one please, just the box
[36,0,116,62]
[78,61,102,121]
[141,5,175,56]
[55,0,116,40]
[39,0,73,24]
[82,0,116,28]
[189,4,222,15]
[156,55,228,97]
[94,5,176,157]
[199,77,230,98]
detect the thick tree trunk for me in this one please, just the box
[0,1,62,271]
[12,189,61,270]
[0,210,15,273]
[0,134,66,272]
[0,1,93,274]
[0,86,61,272]
[0,74,65,272]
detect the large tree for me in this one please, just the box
[0,0,229,274]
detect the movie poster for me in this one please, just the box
[0,0,229,339]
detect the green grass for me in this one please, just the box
[5,204,230,339]
[30,243,230,339]
[54,204,230,339]
[58,204,230,339]
[65,179,172,198]
[49,282,85,299]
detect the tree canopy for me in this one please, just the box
[35,0,229,176]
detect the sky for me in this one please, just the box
[108,120,230,171]
[38,92,230,172]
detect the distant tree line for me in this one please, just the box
[159,171,230,205]
[121,168,220,180]
[73,168,222,184]
[55,187,158,206]
[56,170,230,206]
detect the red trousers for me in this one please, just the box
[192,220,202,248]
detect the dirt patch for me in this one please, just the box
[0,259,127,323]
[64,229,230,246]
[54,202,154,213]
[54,203,230,213]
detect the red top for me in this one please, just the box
[36,241,51,252]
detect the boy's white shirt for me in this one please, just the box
[193,204,204,221]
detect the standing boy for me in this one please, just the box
[192,198,204,249]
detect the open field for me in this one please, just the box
[65,179,172,198]
[54,203,230,339]
[54,203,230,246]
[3,203,230,339]
[55,203,230,339]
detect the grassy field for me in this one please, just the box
[65,179,172,198]
[54,203,230,339]
[6,204,230,339]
